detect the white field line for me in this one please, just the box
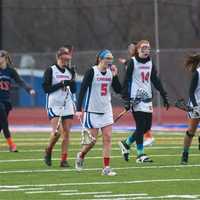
[25,189,78,194]
[1,164,200,174]
[2,178,200,188]
[81,194,200,200]
[0,141,187,147]
[94,193,148,198]
[0,146,186,153]
[0,153,199,163]
[11,137,185,142]
[60,191,120,196]
[0,187,43,192]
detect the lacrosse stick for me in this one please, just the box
[174,99,193,112]
[174,99,200,150]
[66,86,96,145]
[79,118,96,145]
[114,109,129,123]
[55,86,70,135]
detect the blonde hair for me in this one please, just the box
[0,50,12,65]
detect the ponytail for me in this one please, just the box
[185,54,200,72]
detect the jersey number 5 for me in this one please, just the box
[141,72,150,83]
[101,83,107,96]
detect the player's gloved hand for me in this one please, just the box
[62,80,72,87]
[162,94,170,110]
[124,100,131,111]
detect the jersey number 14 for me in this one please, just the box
[141,72,150,83]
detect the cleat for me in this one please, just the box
[181,152,188,165]
[9,144,18,152]
[44,148,52,166]
[143,137,155,147]
[60,160,70,168]
[102,166,117,176]
[118,140,130,161]
[136,154,153,163]
[75,152,84,171]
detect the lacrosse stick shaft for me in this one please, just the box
[55,86,70,133]
[114,109,129,123]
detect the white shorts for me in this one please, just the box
[83,111,113,129]
[47,102,74,119]
[133,102,153,113]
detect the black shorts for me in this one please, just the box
[0,101,12,116]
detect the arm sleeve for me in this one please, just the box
[189,71,198,106]
[42,67,63,94]
[76,68,94,111]
[111,75,121,93]
[150,64,167,97]
[121,59,134,100]
[10,68,32,92]
[67,67,77,94]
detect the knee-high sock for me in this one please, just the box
[126,133,136,146]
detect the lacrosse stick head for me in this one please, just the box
[81,128,96,145]
[174,99,193,112]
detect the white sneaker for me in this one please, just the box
[75,152,84,171]
[143,137,155,147]
[102,166,117,176]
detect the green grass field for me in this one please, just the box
[0,131,200,200]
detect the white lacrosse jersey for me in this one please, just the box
[84,65,113,114]
[188,68,200,118]
[47,65,74,116]
[193,68,200,105]
[130,57,153,113]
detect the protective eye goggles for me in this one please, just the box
[140,45,151,51]
[0,50,7,57]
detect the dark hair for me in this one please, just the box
[185,53,200,72]
[0,50,12,65]
[63,44,73,52]
[56,45,73,58]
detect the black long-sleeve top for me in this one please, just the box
[0,65,32,102]
[77,67,121,111]
[189,70,198,106]
[121,55,167,100]
[42,64,76,94]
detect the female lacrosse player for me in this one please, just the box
[75,49,121,176]
[42,45,76,167]
[118,40,169,163]
[0,50,35,152]
[181,54,200,164]
[118,43,155,147]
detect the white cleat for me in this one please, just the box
[118,141,130,161]
[75,152,84,171]
[102,166,117,176]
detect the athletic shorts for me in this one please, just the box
[47,105,74,120]
[83,111,113,129]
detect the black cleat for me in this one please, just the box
[136,154,153,163]
[44,148,52,166]
[60,160,70,168]
[118,140,130,161]
[181,152,188,165]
